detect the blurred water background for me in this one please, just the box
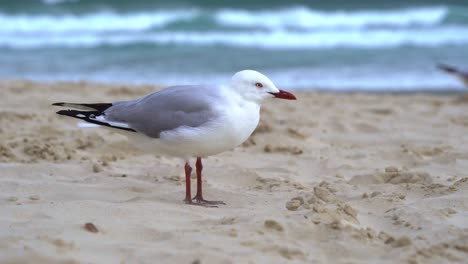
[1,0,467,90]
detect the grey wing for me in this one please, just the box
[103,85,222,138]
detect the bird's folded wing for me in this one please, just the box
[103,85,222,138]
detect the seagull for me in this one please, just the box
[437,63,468,87]
[53,70,296,207]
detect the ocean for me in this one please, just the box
[1,0,467,91]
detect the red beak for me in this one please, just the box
[269,90,296,100]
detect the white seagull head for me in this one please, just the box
[229,70,296,102]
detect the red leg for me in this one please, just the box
[183,161,192,204]
[183,160,218,207]
[195,157,203,198]
[192,157,226,205]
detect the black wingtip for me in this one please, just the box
[54,109,136,133]
[56,109,71,115]
[52,102,65,106]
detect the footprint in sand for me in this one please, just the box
[22,138,76,162]
[349,167,433,185]
[263,144,303,155]
[264,220,284,232]
[128,186,151,193]
[366,108,393,115]
[353,122,379,133]
[285,181,359,226]
[287,128,308,139]
[0,144,16,162]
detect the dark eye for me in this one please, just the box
[255,82,263,88]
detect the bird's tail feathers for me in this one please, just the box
[54,108,136,132]
[77,122,100,128]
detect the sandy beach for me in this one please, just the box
[1,80,467,264]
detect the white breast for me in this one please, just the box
[128,91,261,159]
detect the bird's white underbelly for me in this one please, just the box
[127,102,260,159]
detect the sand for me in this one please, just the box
[0,80,467,264]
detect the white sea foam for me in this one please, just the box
[216,6,448,29]
[0,10,199,33]
[0,6,449,34]
[42,0,78,5]
[0,5,462,49]
[2,26,467,49]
